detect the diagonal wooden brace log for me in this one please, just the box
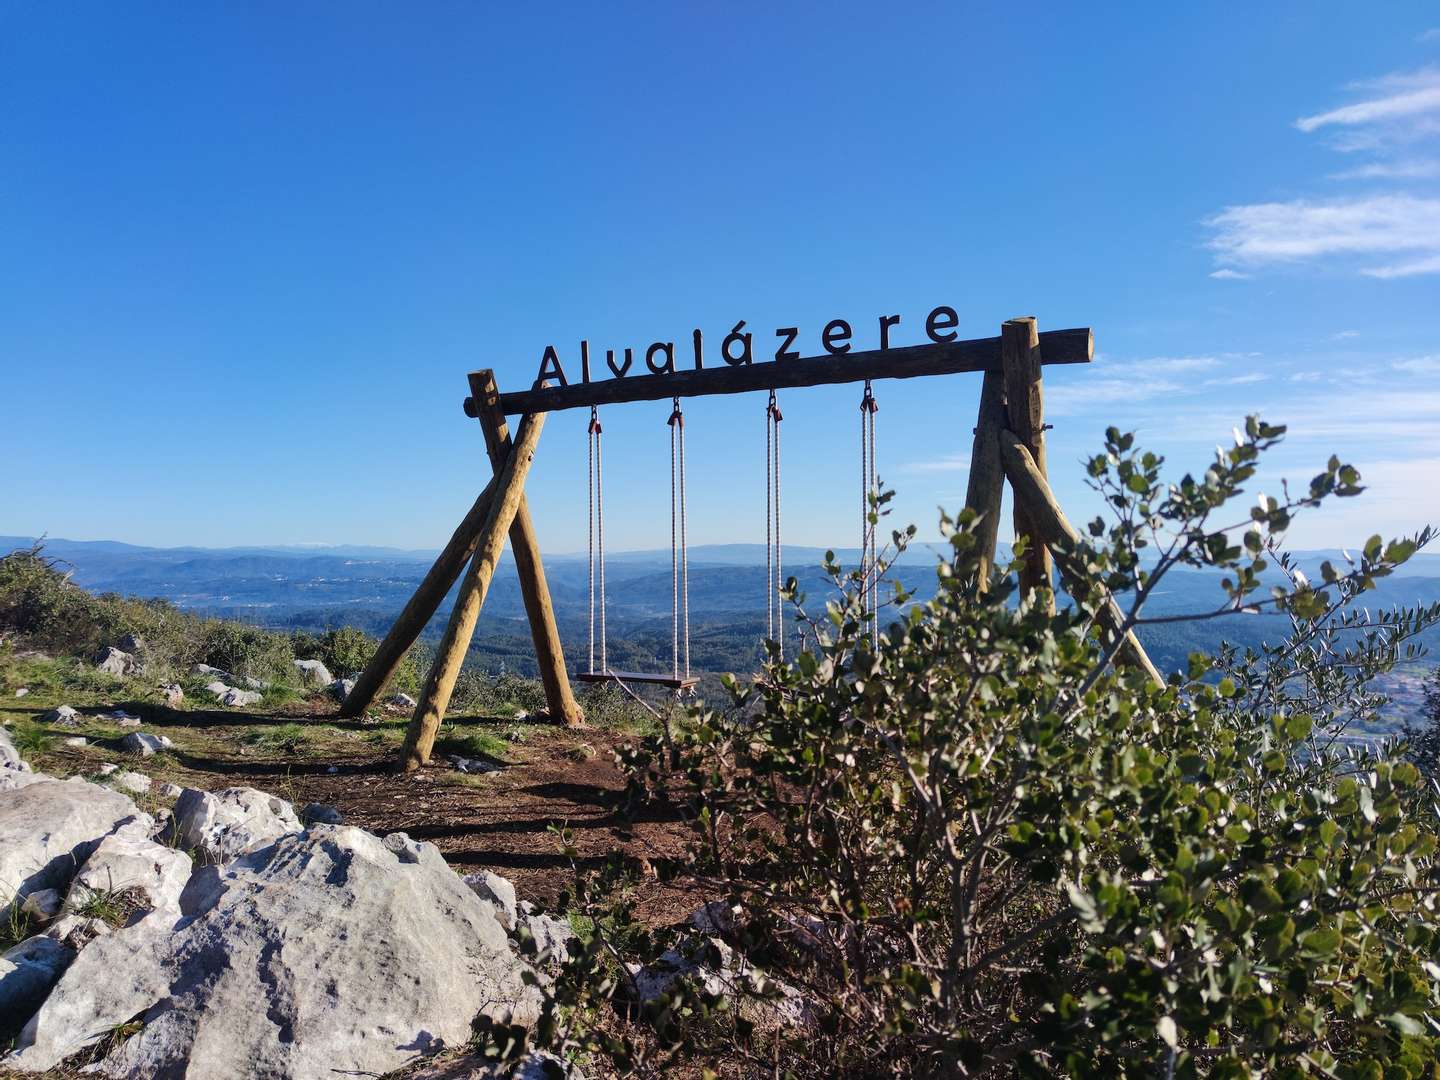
[469,370,583,728]
[963,368,1007,591]
[340,478,500,718]
[997,429,1165,688]
[1001,317,1056,613]
[400,411,546,771]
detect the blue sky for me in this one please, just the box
[3,3,1438,556]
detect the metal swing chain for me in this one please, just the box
[588,406,607,674]
[765,394,774,644]
[587,408,596,674]
[766,390,784,661]
[678,403,690,678]
[668,397,681,680]
[861,381,879,640]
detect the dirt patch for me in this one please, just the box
[11,679,703,928]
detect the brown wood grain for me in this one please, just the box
[469,371,584,728]
[401,410,546,770]
[1001,318,1056,613]
[963,368,1008,592]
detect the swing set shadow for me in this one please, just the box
[340,317,1163,773]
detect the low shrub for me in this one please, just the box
[523,418,1440,1078]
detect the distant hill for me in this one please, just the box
[4,534,1438,727]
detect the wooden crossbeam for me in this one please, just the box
[471,327,1093,416]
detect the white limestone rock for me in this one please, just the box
[0,726,22,769]
[94,647,139,678]
[7,826,541,1077]
[119,732,172,757]
[109,770,151,796]
[0,936,72,1034]
[41,706,79,727]
[301,802,343,826]
[293,658,334,689]
[0,778,152,918]
[169,786,302,864]
[464,869,518,930]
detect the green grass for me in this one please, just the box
[7,719,53,756]
[433,730,511,761]
[0,898,33,951]
[66,884,144,928]
[239,722,314,754]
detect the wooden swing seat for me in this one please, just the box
[576,669,700,691]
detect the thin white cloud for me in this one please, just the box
[1330,158,1440,180]
[1290,371,1325,383]
[1204,373,1268,387]
[897,453,971,474]
[1296,68,1440,133]
[1395,355,1440,374]
[1206,195,1440,276]
[1421,29,1440,43]
[1331,330,1360,340]
[1209,268,1251,280]
[1362,252,1440,278]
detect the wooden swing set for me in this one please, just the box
[339,316,1161,772]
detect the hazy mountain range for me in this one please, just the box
[5,534,1438,729]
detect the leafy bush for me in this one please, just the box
[0,544,104,656]
[292,626,422,694]
[450,668,549,718]
[198,619,294,683]
[525,419,1440,1078]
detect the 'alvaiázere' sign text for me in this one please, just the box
[532,305,963,390]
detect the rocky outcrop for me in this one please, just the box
[1,725,23,770]
[204,680,263,708]
[626,935,815,1034]
[516,903,577,974]
[293,658,334,688]
[329,677,356,703]
[8,827,542,1078]
[160,682,184,707]
[120,732,172,757]
[40,705,79,727]
[169,786,302,864]
[94,647,140,677]
[301,802,343,826]
[465,869,518,930]
[0,778,152,916]
[0,937,71,1035]
[108,770,152,796]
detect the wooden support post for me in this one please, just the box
[340,478,500,717]
[400,411,546,771]
[1001,317,1055,613]
[963,369,1007,591]
[469,370,584,728]
[998,430,1165,688]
